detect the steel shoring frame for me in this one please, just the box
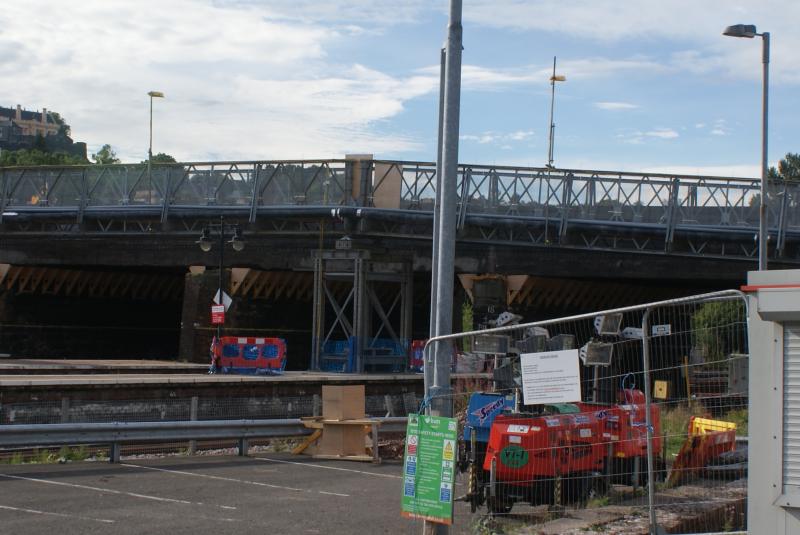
[322,285,355,345]
[366,285,401,347]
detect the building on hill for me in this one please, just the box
[0,105,62,137]
[0,104,86,160]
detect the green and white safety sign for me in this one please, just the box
[400,413,458,525]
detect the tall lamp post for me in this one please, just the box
[147,90,165,203]
[723,24,770,270]
[546,56,566,168]
[196,216,245,341]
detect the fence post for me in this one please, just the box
[238,437,249,456]
[384,394,396,417]
[641,308,658,535]
[312,394,321,417]
[60,397,70,424]
[605,440,613,492]
[189,396,198,455]
[371,422,380,464]
[109,442,121,464]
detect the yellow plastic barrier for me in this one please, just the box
[689,416,737,436]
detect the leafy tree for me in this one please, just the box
[0,149,87,166]
[92,144,120,164]
[769,153,800,181]
[144,152,177,164]
[690,301,747,364]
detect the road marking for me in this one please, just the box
[0,473,236,510]
[0,504,115,524]
[121,463,350,498]
[255,456,402,479]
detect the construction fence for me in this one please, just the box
[425,290,748,534]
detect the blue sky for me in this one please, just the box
[1,0,797,177]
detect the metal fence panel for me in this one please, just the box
[425,290,748,534]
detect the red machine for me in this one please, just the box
[480,389,662,513]
[210,336,287,375]
[578,389,663,483]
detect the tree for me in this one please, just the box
[0,149,87,166]
[691,301,747,364]
[769,152,800,181]
[146,152,177,164]
[92,144,120,164]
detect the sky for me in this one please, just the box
[1,0,797,177]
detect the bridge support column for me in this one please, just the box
[178,267,225,363]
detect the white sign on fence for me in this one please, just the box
[651,324,671,336]
[520,349,582,405]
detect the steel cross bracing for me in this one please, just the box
[1,158,799,262]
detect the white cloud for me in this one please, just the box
[646,128,679,139]
[0,0,438,161]
[463,0,800,84]
[710,119,729,136]
[417,56,664,93]
[461,130,534,145]
[217,0,429,26]
[555,158,760,179]
[595,101,639,111]
[641,164,758,178]
[616,127,679,144]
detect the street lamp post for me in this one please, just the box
[197,216,245,341]
[547,56,566,168]
[147,90,165,203]
[723,24,770,270]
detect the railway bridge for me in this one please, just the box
[0,155,797,368]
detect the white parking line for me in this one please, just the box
[255,456,402,479]
[0,473,236,510]
[0,504,115,524]
[121,463,351,498]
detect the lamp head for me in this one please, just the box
[196,228,212,252]
[148,91,165,98]
[229,227,245,252]
[723,24,757,38]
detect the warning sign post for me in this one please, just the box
[400,414,458,525]
[210,304,225,325]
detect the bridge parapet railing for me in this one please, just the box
[2,159,793,233]
[379,160,775,229]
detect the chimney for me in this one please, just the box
[15,105,21,121]
[42,108,47,124]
